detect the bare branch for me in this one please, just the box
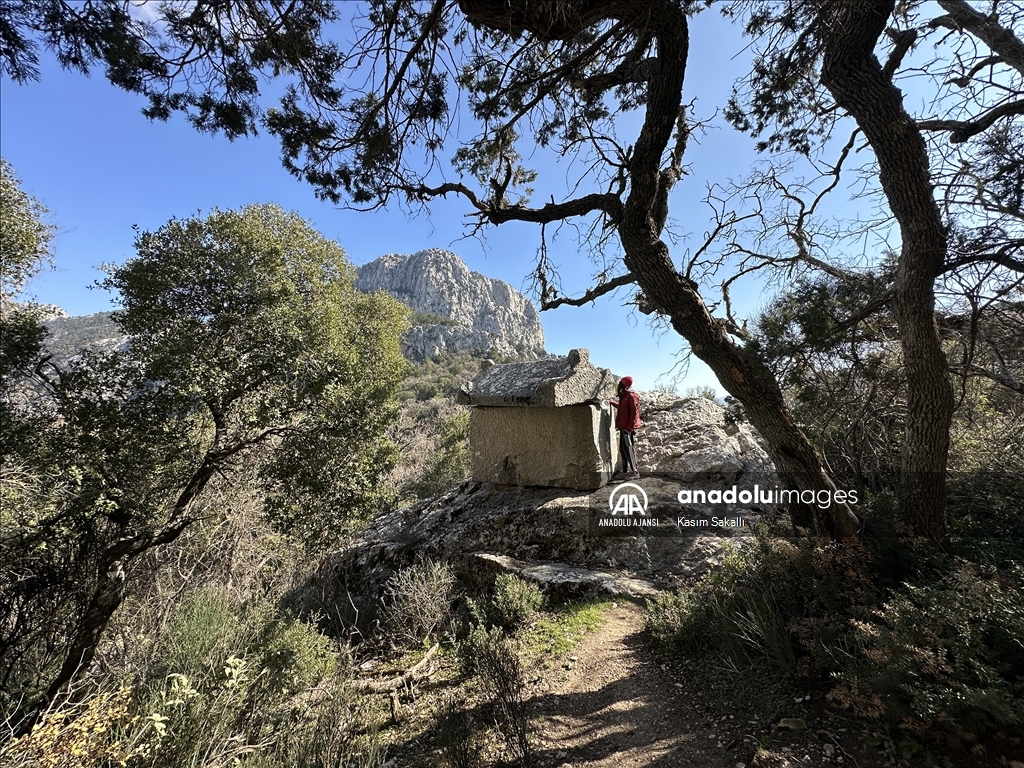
[352,644,440,693]
[400,181,486,210]
[943,249,1024,275]
[489,194,623,225]
[950,363,1024,395]
[539,272,635,310]
[933,0,1024,77]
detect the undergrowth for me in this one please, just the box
[645,492,1024,741]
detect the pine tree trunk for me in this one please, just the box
[618,1,860,539]
[820,0,953,539]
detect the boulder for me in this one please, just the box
[469,553,660,600]
[638,393,775,486]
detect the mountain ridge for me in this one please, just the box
[41,249,545,363]
[356,248,545,361]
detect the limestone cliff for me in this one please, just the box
[355,249,545,361]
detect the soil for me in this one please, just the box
[524,602,1024,768]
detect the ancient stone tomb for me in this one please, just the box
[457,349,618,490]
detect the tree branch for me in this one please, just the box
[882,28,917,79]
[950,363,1024,395]
[540,272,635,310]
[918,99,1024,143]
[352,643,440,693]
[933,0,1024,77]
[943,249,1024,275]
[486,193,624,225]
[403,181,623,226]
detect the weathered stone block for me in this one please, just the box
[458,348,616,407]
[469,403,618,490]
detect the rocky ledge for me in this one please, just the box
[302,395,778,606]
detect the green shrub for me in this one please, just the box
[645,523,1024,737]
[123,588,345,767]
[158,589,238,679]
[464,573,545,636]
[645,539,859,670]
[412,412,470,499]
[831,562,1024,736]
[490,574,545,632]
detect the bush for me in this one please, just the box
[646,523,1024,737]
[130,589,345,767]
[645,537,876,720]
[655,537,875,666]
[382,560,456,647]
[460,625,531,765]
[831,562,1024,736]
[0,684,140,768]
[412,411,470,499]
[490,574,545,633]
[1,586,358,768]
[464,574,545,636]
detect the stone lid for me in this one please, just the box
[457,348,616,407]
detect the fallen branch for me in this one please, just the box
[352,644,440,722]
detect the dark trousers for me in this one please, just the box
[619,430,637,473]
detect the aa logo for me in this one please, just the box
[608,483,648,516]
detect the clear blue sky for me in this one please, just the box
[1,9,784,394]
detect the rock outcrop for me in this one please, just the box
[43,311,127,361]
[303,395,779,606]
[355,249,545,361]
[637,392,775,487]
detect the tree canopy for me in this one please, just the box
[0,157,53,299]
[0,203,408,728]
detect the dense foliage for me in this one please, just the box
[0,202,408,729]
[0,157,53,298]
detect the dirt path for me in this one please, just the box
[529,601,732,768]
[523,603,1023,768]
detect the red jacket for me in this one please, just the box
[610,389,641,431]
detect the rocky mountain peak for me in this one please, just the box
[355,248,545,361]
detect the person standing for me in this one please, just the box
[609,376,641,481]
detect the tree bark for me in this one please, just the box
[819,0,953,540]
[615,1,860,539]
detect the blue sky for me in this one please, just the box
[1,8,783,394]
